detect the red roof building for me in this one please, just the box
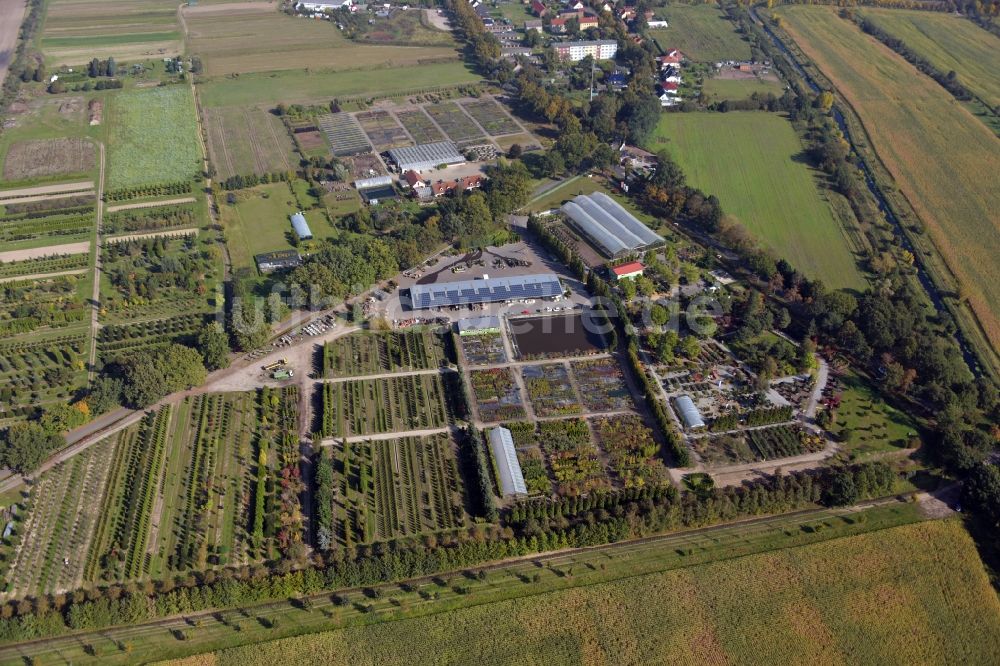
[531,0,548,16]
[612,261,645,280]
[662,82,679,92]
[431,175,484,197]
[579,15,599,29]
[402,170,424,188]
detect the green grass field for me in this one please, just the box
[833,371,921,457]
[198,62,482,108]
[702,76,785,101]
[780,5,1000,357]
[157,518,1000,666]
[648,4,751,62]
[106,86,201,190]
[648,112,866,291]
[861,9,1000,109]
[221,182,331,271]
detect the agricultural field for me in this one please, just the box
[521,363,581,417]
[649,112,866,291]
[469,368,526,423]
[356,110,411,151]
[537,418,608,497]
[320,374,450,438]
[1,436,114,596]
[0,271,89,337]
[702,76,785,101]
[0,333,88,423]
[96,312,208,366]
[198,63,481,108]
[318,113,372,157]
[424,101,485,145]
[457,331,507,365]
[324,433,467,546]
[780,5,1000,350]
[647,4,752,62]
[184,5,459,76]
[861,8,1000,109]
[322,329,449,378]
[0,253,89,280]
[203,106,294,181]
[692,425,824,467]
[99,234,221,325]
[41,0,182,65]
[460,97,522,136]
[219,182,330,271]
[191,520,1000,665]
[73,389,299,589]
[103,202,198,236]
[105,86,201,193]
[396,108,445,144]
[592,414,667,488]
[1,138,95,181]
[569,357,634,412]
[0,199,95,251]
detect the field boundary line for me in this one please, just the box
[105,196,196,213]
[103,228,199,244]
[0,241,92,263]
[0,180,94,199]
[0,268,87,284]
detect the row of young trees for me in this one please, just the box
[0,459,896,643]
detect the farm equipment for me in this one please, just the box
[272,368,294,380]
[262,359,289,372]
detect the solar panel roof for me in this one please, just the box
[408,273,562,309]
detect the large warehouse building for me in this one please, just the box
[489,426,527,497]
[561,192,664,257]
[408,273,562,310]
[387,141,465,172]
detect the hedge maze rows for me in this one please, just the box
[335,434,467,545]
[322,329,449,378]
[321,374,450,438]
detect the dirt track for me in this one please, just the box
[0,241,91,262]
[0,180,94,199]
[105,196,195,213]
[0,0,27,93]
[0,267,86,284]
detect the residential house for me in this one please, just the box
[431,174,484,197]
[401,170,425,188]
[524,18,544,31]
[530,0,547,17]
[578,15,598,29]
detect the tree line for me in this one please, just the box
[0,460,895,643]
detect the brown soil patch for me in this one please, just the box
[297,130,325,153]
[2,138,95,180]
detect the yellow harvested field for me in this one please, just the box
[782,6,1000,351]
[183,7,459,76]
[862,9,1000,108]
[170,520,1000,665]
